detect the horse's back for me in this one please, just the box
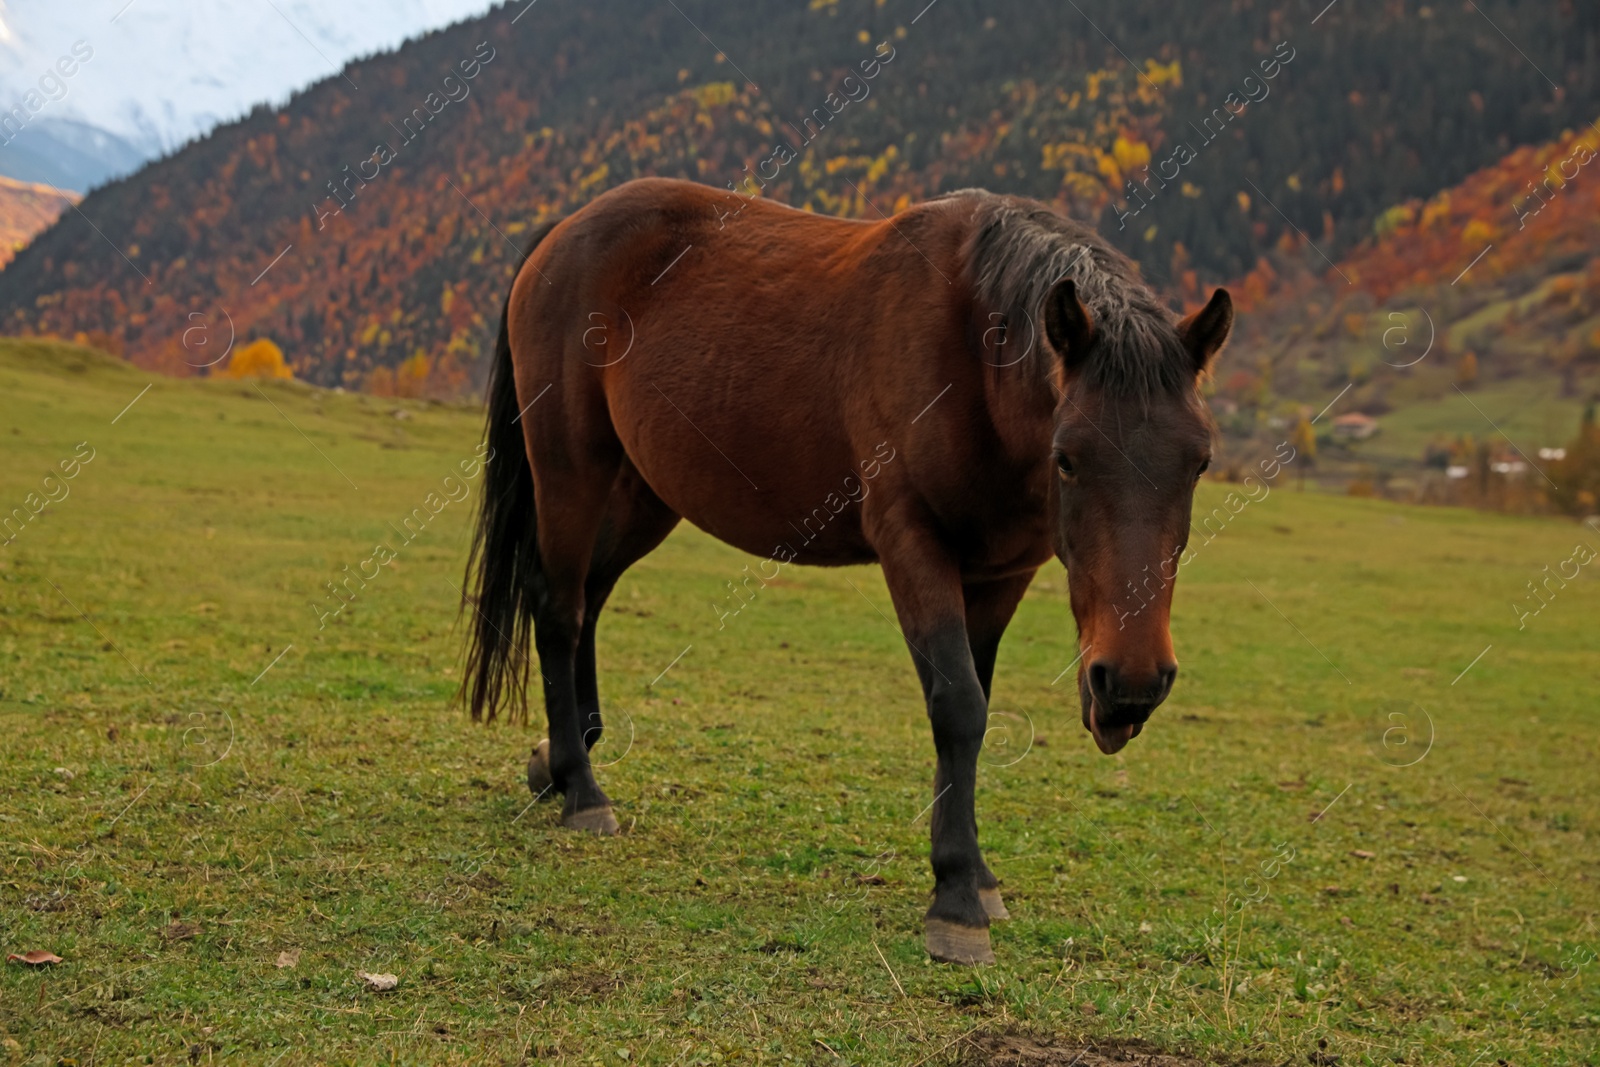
[508,179,976,564]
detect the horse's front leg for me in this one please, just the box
[877,535,996,964]
[962,571,1037,922]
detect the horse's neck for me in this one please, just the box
[981,365,1060,472]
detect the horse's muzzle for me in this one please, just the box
[1080,660,1177,754]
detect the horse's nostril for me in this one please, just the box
[1087,661,1114,702]
[1157,663,1178,699]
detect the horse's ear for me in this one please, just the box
[1178,288,1233,372]
[1043,278,1095,368]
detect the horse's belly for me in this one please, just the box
[611,377,885,567]
[639,452,883,568]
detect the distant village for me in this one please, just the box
[1211,393,1599,519]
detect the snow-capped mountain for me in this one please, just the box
[0,117,144,191]
[0,0,500,190]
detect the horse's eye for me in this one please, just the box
[1056,452,1076,480]
[1196,458,1211,480]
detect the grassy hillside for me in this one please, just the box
[1343,379,1582,467]
[0,339,1595,1065]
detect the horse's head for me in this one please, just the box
[1043,281,1231,755]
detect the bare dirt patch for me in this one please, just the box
[958,1032,1274,1067]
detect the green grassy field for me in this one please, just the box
[1,340,1595,1066]
[1343,377,1584,467]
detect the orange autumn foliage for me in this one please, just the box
[224,338,293,379]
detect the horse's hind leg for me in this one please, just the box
[520,416,623,832]
[577,469,681,746]
[527,463,679,830]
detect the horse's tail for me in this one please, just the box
[461,221,560,723]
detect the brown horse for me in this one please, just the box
[462,177,1230,964]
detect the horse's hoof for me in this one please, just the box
[561,806,619,835]
[925,918,994,965]
[979,886,1010,921]
[527,739,553,797]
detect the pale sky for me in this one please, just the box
[0,0,502,153]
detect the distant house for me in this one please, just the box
[1331,412,1380,440]
[1490,449,1529,476]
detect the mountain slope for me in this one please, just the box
[1198,114,1600,498]
[0,0,1596,390]
[1221,114,1600,389]
[0,172,73,268]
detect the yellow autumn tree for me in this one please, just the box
[224,338,292,379]
[395,352,430,398]
[1111,133,1151,175]
[1456,351,1479,388]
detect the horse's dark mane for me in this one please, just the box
[948,190,1192,397]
